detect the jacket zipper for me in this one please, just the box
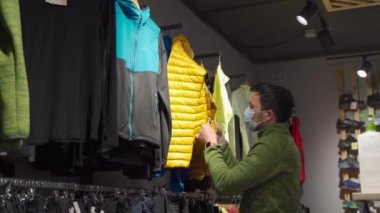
[153,93,158,127]
[128,72,134,141]
[128,14,142,141]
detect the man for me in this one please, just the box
[197,83,300,212]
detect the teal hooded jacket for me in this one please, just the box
[115,0,171,172]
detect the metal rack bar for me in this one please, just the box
[194,52,221,60]
[161,23,184,32]
[0,177,239,204]
[0,177,143,194]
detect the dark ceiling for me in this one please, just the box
[180,0,380,63]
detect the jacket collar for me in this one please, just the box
[257,123,290,138]
[117,0,151,25]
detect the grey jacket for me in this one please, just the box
[116,0,171,172]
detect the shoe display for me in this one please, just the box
[339,178,361,190]
[336,118,365,129]
[343,200,359,209]
[339,93,366,110]
[338,135,357,148]
[367,92,380,108]
[337,87,369,211]
[338,156,359,169]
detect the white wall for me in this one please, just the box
[249,58,342,213]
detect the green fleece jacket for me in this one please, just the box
[0,0,30,150]
[205,123,300,213]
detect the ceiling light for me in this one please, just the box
[297,1,319,26]
[357,58,372,78]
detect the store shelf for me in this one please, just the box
[352,193,380,201]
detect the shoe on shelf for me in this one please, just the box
[339,178,361,190]
[338,135,357,148]
[336,118,365,129]
[339,93,366,110]
[338,156,359,169]
[343,200,359,209]
[367,92,380,108]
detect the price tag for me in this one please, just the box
[351,142,358,150]
[350,101,357,110]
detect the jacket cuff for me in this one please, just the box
[219,142,229,153]
[204,145,219,162]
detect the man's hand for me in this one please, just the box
[196,124,218,147]
[214,122,226,146]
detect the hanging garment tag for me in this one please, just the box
[350,101,357,110]
[351,142,358,150]
[73,202,81,213]
[69,207,75,213]
[100,211,105,213]
[91,207,96,213]
[45,0,67,6]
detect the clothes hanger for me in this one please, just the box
[131,0,140,9]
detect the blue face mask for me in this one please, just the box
[244,107,256,131]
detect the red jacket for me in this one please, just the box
[291,116,306,184]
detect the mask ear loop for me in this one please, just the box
[254,110,270,128]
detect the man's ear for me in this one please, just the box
[266,110,275,120]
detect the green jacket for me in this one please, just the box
[205,123,300,212]
[0,0,30,150]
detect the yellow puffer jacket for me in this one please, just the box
[188,83,217,180]
[165,35,208,168]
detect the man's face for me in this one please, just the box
[249,92,265,123]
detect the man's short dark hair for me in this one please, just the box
[251,83,295,123]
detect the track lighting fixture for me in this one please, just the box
[357,57,372,78]
[297,0,319,26]
[317,17,334,51]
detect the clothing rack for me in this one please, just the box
[165,188,240,204]
[0,177,241,205]
[0,177,234,202]
[166,190,215,201]
[194,52,221,60]
[160,23,184,32]
[0,177,147,195]
[215,195,241,204]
